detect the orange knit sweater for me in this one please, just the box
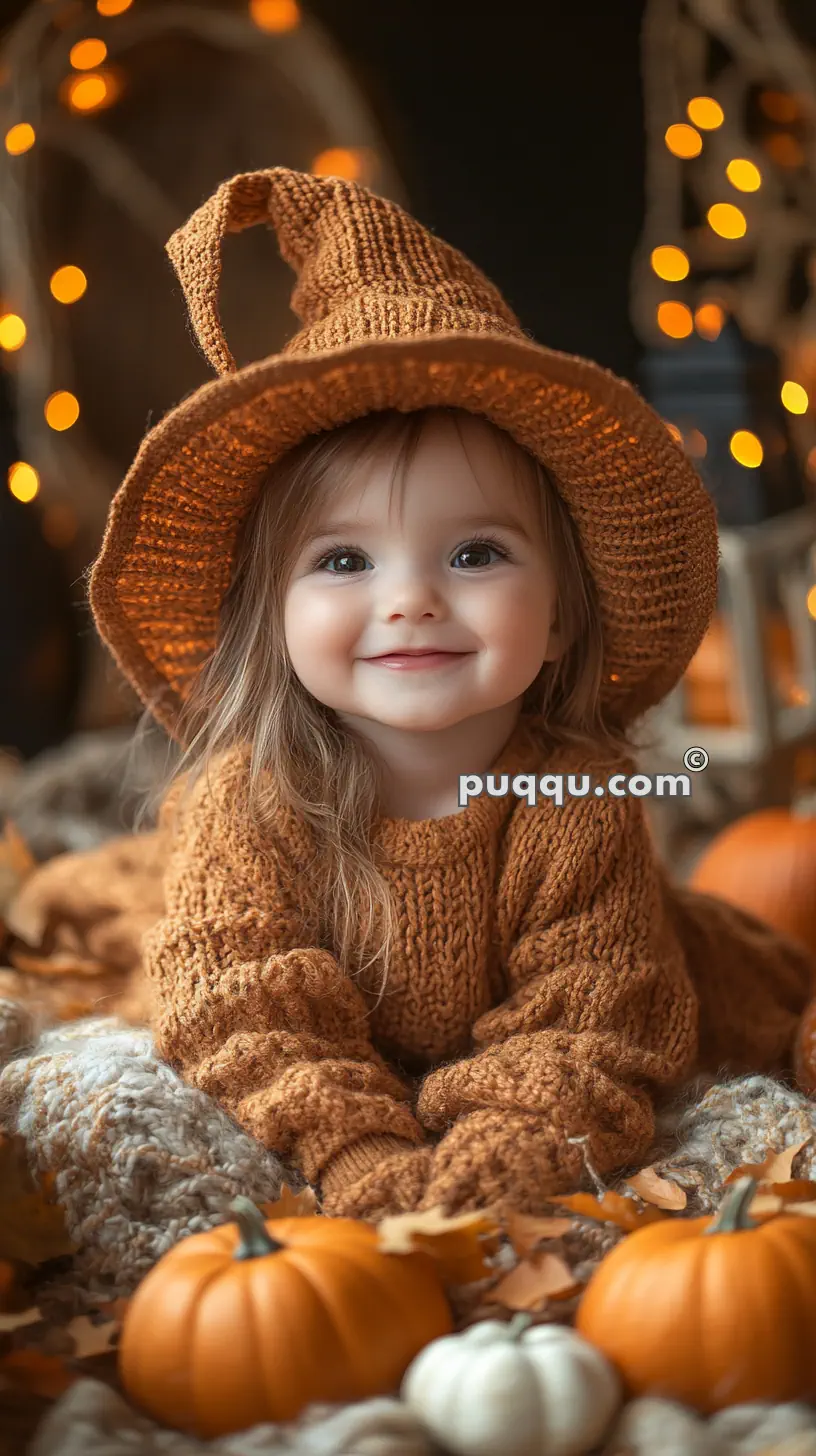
[143,715,814,1220]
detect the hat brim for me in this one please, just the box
[89,330,718,740]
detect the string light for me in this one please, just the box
[694,302,725,339]
[50,266,87,304]
[807,583,816,621]
[650,245,689,281]
[249,0,301,31]
[687,96,724,129]
[311,147,365,180]
[44,391,80,431]
[726,158,761,192]
[0,314,26,350]
[69,38,108,70]
[781,380,809,414]
[707,202,747,239]
[4,123,35,155]
[657,301,693,338]
[60,70,120,113]
[729,430,763,468]
[96,0,133,14]
[7,462,39,503]
[664,123,702,159]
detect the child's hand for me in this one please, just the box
[418,1108,581,1218]
[319,1145,433,1221]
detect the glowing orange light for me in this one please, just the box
[664,422,683,444]
[96,0,132,14]
[807,582,816,620]
[664,123,702,159]
[50,266,87,304]
[650,245,689,282]
[0,314,26,351]
[4,123,35,155]
[694,302,725,340]
[8,462,39,503]
[726,158,761,192]
[609,673,621,682]
[729,430,763,468]
[686,429,707,459]
[70,38,107,70]
[249,0,300,31]
[65,73,111,112]
[687,96,724,129]
[45,391,80,431]
[781,380,809,415]
[807,446,816,483]
[707,203,747,239]
[657,301,693,339]
[311,147,365,180]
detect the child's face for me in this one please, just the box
[284,414,563,735]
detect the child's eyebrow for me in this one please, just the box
[302,512,533,544]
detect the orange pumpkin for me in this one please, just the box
[689,801,816,959]
[795,994,816,1095]
[684,611,800,725]
[118,1196,453,1438]
[575,1177,816,1412]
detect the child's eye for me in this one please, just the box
[310,536,513,574]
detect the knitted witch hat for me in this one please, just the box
[89,166,719,740]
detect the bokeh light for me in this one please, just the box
[657,301,693,339]
[70,38,108,70]
[49,266,87,304]
[311,147,365,180]
[4,123,35,156]
[726,158,761,191]
[765,133,805,168]
[729,430,763,468]
[7,462,39,503]
[96,0,133,14]
[707,203,747,239]
[44,391,80,431]
[781,380,809,414]
[694,302,725,340]
[650,245,689,281]
[664,123,703,159]
[687,96,724,129]
[759,91,799,123]
[249,0,301,31]
[0,314,26,351]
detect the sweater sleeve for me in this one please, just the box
[415,775,699,1213]
[143,756,426,1189]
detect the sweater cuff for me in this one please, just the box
[319,1134,419,1200]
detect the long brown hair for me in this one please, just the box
[132,407,637,1004]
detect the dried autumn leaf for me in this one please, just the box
[65,1313,118,1359]
[0,821,37,950]
[625,1166,687,1210]
[767,1179,816,1202]
[0,1347,77,1398]
[550,1190,666,1232]
[0,1132,76,1265]
[0,1305,41,1335]
[8,948,110,978]
[723,1136,813,1188]
[502,1212,575,1258]
[259,1184,319,1220]
[486,1251,580,1312]
[377,1204,501,1284]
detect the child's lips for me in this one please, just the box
[366,651,470,670]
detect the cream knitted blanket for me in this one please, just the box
[5,1000,816,1455]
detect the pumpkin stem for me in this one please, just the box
[229,1196,285,1259]
[704,1176,759,1235]
[505,1313,534,1340]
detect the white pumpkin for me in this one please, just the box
[400,1313,622,1456]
